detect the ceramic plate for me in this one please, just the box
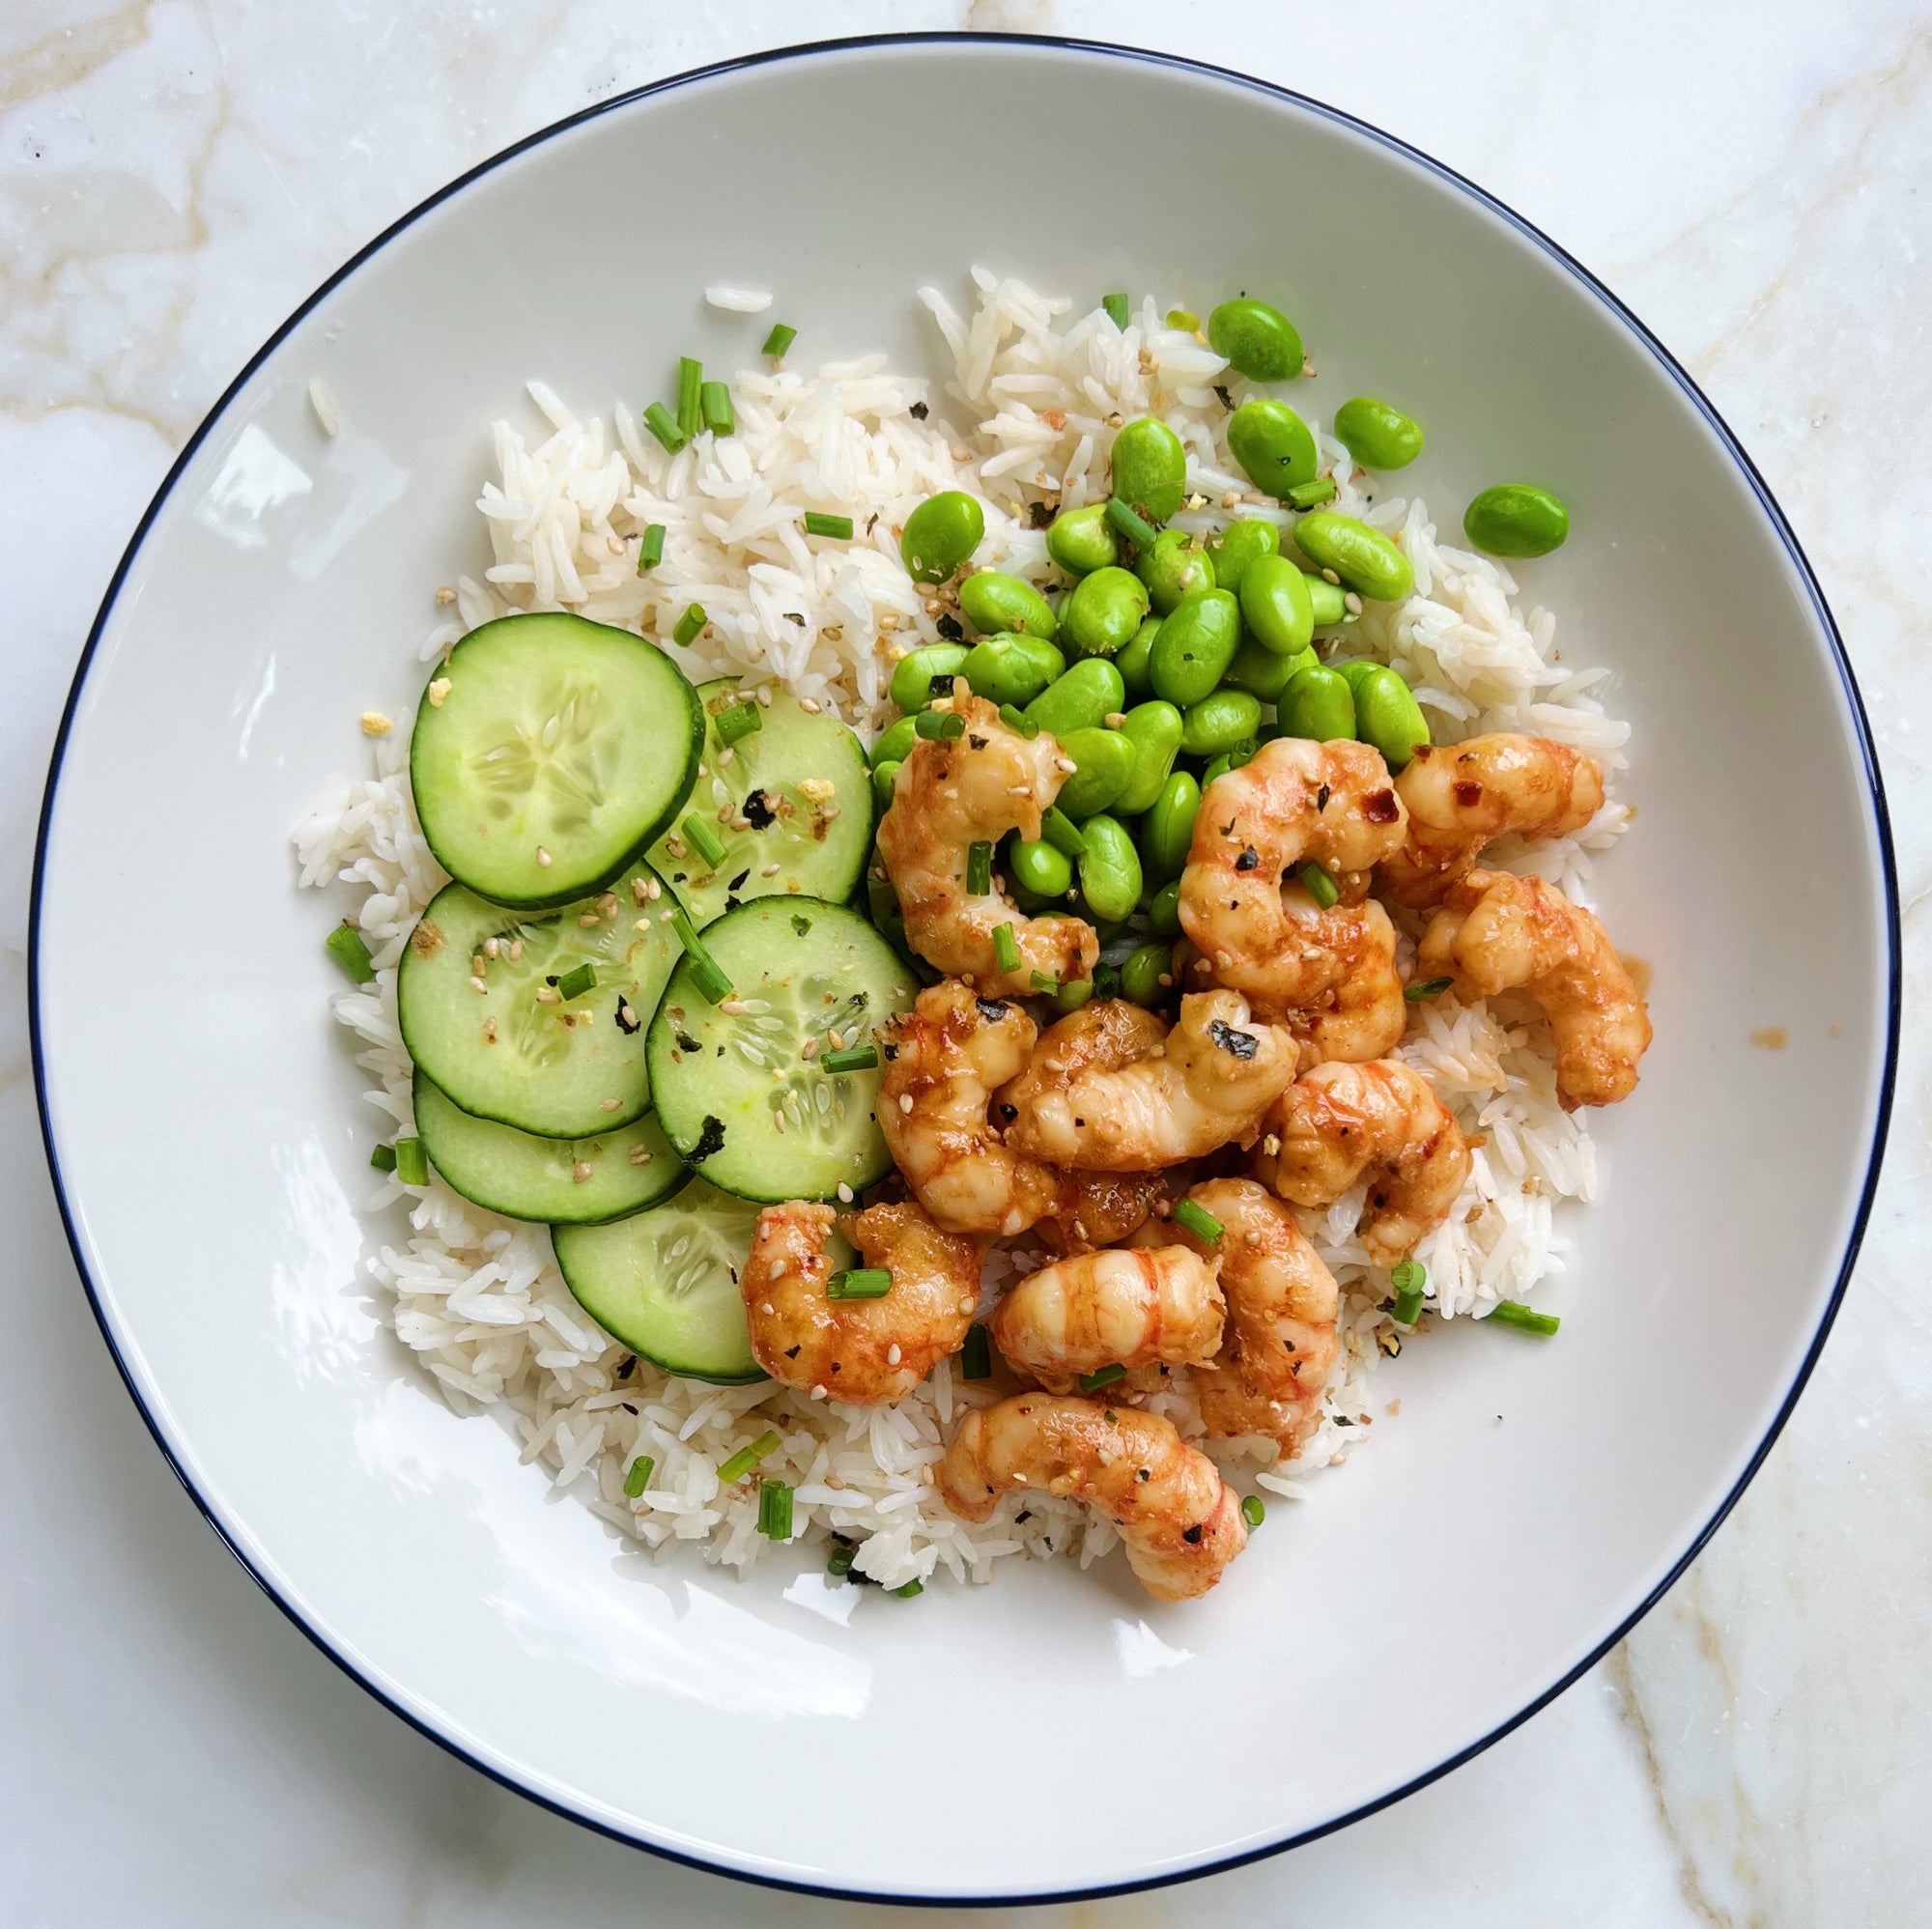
[31,36,1896,1903]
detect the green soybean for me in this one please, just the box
[1009,837,1074,900]
[871,759,901,810]
[1208,518,1279,595]
[1306,574,1349,625]
[1334,396,1425,470]
[1181,689,1264,757]
[868,713,920,769]
[1045,502,1118,576]
[962,632,1065,707]
[1463,483,1570,558]
[1238,552,1316,657]
[1053,975,1096,1014]
[1293,510,1414,603]
[1063,565,1151,660]
[1141,771,1200,883]
[1333,660,1383,696]
[1135,528,1216,613]
[1025,657,1126,739]
[1148,588,1242,707]
[1351,666,1431,770]
[1228,398,1319,498]
[899,490,984,582]
[1055,726,1138,818]
[889,643,970,714]
[1113,700,1184,815]
[1116,614,1161,699]
[1119,941,1174,1008]
[1110,415,1188,520]
[1279,665,1357,742]
[959,570,1058,640]
[1076,814,1143,924]
[1225,637,1315,701]
[1207,298,1304,383]
[1148,877,1183,939]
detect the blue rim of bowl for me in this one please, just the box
[28,31,1900,1909]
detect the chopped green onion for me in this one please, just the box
[1297,861,1340,909]
[1289,477,1338,509]
[966,840,993,895]
[961,1322,993,1380]
[642,401,686,453]
[700,381,735,435]
[623,1455,655,1498]
[1390,1258,1426,1325]
[1093,962,1122,1002]
[826,1540,857,1578]
[672,604,707,648]
[914,709,965,741]
[827,1267,893,1300]
[1173,1198,1224,1244]
[394,1137,429,1186]
[717,1429,782,1483]
[1489,1299,1561,1337]
[992,922,1021,975]
[1405,976,1455,1003]
[1040,807,1087,857]
[998,702,1039,738]
[804,511,854,540]
[1077,1363,1126,1393]
[682,812,728,868]
[555,962,597,1002]
[1105,496,1161,552]
[1166,307,1200,331]
[369,1143,397,1173]
[1030,972,1061,996]
[671,906,734,1005]
[714,698,761,745]
[756,1479,794,1540]
[821,1045,879,1075]
[761,322,797,358]
[636,523,667,572]
[891,1578,924,1599]
[1240,1493,1265,1529]
[326,922,376,984]
[1102,292,1129,330]
[676,355,703,439]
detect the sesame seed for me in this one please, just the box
[888,1344,902,1366]
[535,987,560,1005]
[483,937,500,958]
[1344,592,1363,614]
[435,584,457,606]
[800,696,821,715]
[837,1183,853,1203]
[627,1145,653,1165]
[360,711,392,736]
[1244,1230,1262,1247]
[1263,1134,1281,1156]
[760,1301,776,1316]
[898,1094,914,1114]
[482,1017,498,1043]
[1104,712,1126,729]
[810,1384,828,1400]
[1321,568,1341,584]
[760,863,781,877]
[601,1097,622,1113]
[534,846,553,868]
[572,1161,593,1183]
[508,940,523,960]
[720,999,749,1016]
[426,678,452,708]
[469,975,487,993]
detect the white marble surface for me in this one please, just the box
[3,3,1927,1921]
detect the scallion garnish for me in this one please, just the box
[671,906,734,1005]
[1297,861,1340,909]
[1093,962,1122,1002]
[1030,972,1061,996]
[676,355,703,440]
[1240,1493,1265,1529]
[761,322,797,358]
[714,698,761,745]
[1166,306,1200,331]
[642,401,686,453]
[756,1479,794,1540]
[1040,807,1087,857]
[672,604,708,648]
[992,922,1021,975]
[369,1143,397,1173]
[914,709,964,742]
[803,511,854,540]
[997,702,1039,738]
[1405,976,1454,1003]
[1077,1363,1126,1393]
[827,1267,893,1300]
[1390,1258,1426,1326]
[636,523,667,573]
[682,812,728,869]
[1289,476,1338,509]
[826,1540,857,1578]
[821,1045,879,1075]
[717,1429,781,1483]
[965,839,993,895]
[961,1322,992,1381]
[394,1137,429,1186]
[891,1577,924,1599]
[700,381,734,435]
[623,1454,655,1498]
[1489,1299,1560,1337]
[556,962,597,1002]
[1105,496,1161,553]
[326,922,376,984]
[1102,292,1129,330]
[1173,1198,1224,1244]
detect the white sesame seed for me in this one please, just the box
[887,1345,902,1366]
[483,937,499,958]
[755,686,774,705]
[535,987,559,1005]
[1344,591,1363,614]
[469,975,487,993]
[760,863,781,877]
[601,1097,621,1113]
[898,1093,914,1114]
[761,1302,776,1317]
[571,1161,593,1183]
[800,696,821,715]
[836,1183,853,1203]
[1321,568,1341,584]
[534,846,552,868]
[810,1384,828,1401]
[627,1145,653,1165]
[508,940,523,960]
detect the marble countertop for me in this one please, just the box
[4,3,1927,1921]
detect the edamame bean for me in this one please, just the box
[1008,837,1074,900]
[1351,666,1431,770]
[1333,660,1382,696]
[1333,396,1425,470]
[1109,415,1188,520]
[889,643,970,715]
[1113,700,1184,815]
[1208,517,1279,595]
[1076,814,1144,925]
[1054,727,1138,818]
[1063,565,1151,659]
[868,713,919,769]
[1141,771,1200,883]
[1045,502,1118,576]
[1306,574,1348,625]
[1463,483,1570,558]
[1135,528,1216,613]
[959,570,1059,640]
[871,759,901,810]
[1200,740,1261,788]
[1279,665,1356,742]
[1227,398,1319,497]
[1025,657,1126,739]
[1053,975,1096,1014]
[1207,298,1304,383]
[1238,552,1316,657]
[1148,877,1182,939]
[1293,510,1414,603]
[1120,941,1174,1008]
[1224,638,1315,701]
[1148,588,1242,707]
[1180,689,1264,757]
[899,490,984,582]
[962,632,1065,707]
[1116,614,1161,699]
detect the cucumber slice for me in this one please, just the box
[411,612,703,908]
[398,860,680,1139]
[650,681,872,924]
[413,1070,687,1225]
[552,1178,764,1382]
[646,898,918,1203]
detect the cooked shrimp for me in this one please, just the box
[1254,1061,1471,1264]
[1379,733,1605,907]
[999,990,1298,1172]
[1174,1178,1338,1456]
[1037,1170,1168,1256]
[1417,868,1651,1109]
[1291,897,1406,1066]
[989,1245,1225,1394]
[745,1200,981,1404]
[939,1394,1247,1601]
[1178,738,1406,1013]
[876,691,1097,996]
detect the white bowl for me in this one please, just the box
[32,36,1896,1904]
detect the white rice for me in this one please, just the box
[293,272,1631,1589]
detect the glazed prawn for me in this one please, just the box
[1378,733,1605,908]
[998,990,1298,1172]
[1417,868,1651,1109]
[1254,1061,1471,1264]
[745,1200,982,1404]
[1173,1178,1339,1456]
[988,1245,1225,1394]
[876,691,1097,997]
[939,1395,1248,1601]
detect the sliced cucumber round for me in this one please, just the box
[398,860,680,1139]
[413,1070,687,1226]
[645,898,918,1203]
[552,1178,764,1382]
[411,612,703,907]
[650,680,872,924]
